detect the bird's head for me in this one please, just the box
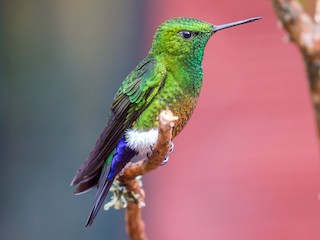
[150,17,213,60]
[149,17,261,63]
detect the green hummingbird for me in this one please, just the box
[71,16,261,227]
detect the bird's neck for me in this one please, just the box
[152,53,204,96]
[150,46,205,68]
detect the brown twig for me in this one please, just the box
[124,180,147,240]
[272,0,320,136]
[117,109,178,240]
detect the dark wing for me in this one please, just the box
[71,56,167,193]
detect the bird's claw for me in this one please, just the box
[147,141,174,165]
[147,145,154,160]
[161,155,169,165]
[161,141,174,166]
[168,141,174,154]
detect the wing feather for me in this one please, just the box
[71,56,167,191]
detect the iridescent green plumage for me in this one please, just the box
[71,16,261,227]
[133,18,214,132]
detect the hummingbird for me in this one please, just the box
[71,16,261,227]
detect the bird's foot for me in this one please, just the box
[161,155,169,165]
[161,141,174,166]
[147,141,174,165]
[147,145,155,159]
[168,141,174,154]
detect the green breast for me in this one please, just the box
[132,68,201,138]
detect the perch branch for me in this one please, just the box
[117,109,178,240]
[272,0,320,137]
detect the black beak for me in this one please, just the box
[212,16,262,33]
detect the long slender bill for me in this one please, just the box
[213,16,262,33]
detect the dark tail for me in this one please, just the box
[85,177,115,227]
[84,137,137,226]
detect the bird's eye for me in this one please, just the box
[179,31,196,39]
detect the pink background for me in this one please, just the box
[144,1,320,239]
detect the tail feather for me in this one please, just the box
[81,137,136,227]
[85,177,115,227]
[74,174,100,195]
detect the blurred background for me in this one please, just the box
[1,0,320,240]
